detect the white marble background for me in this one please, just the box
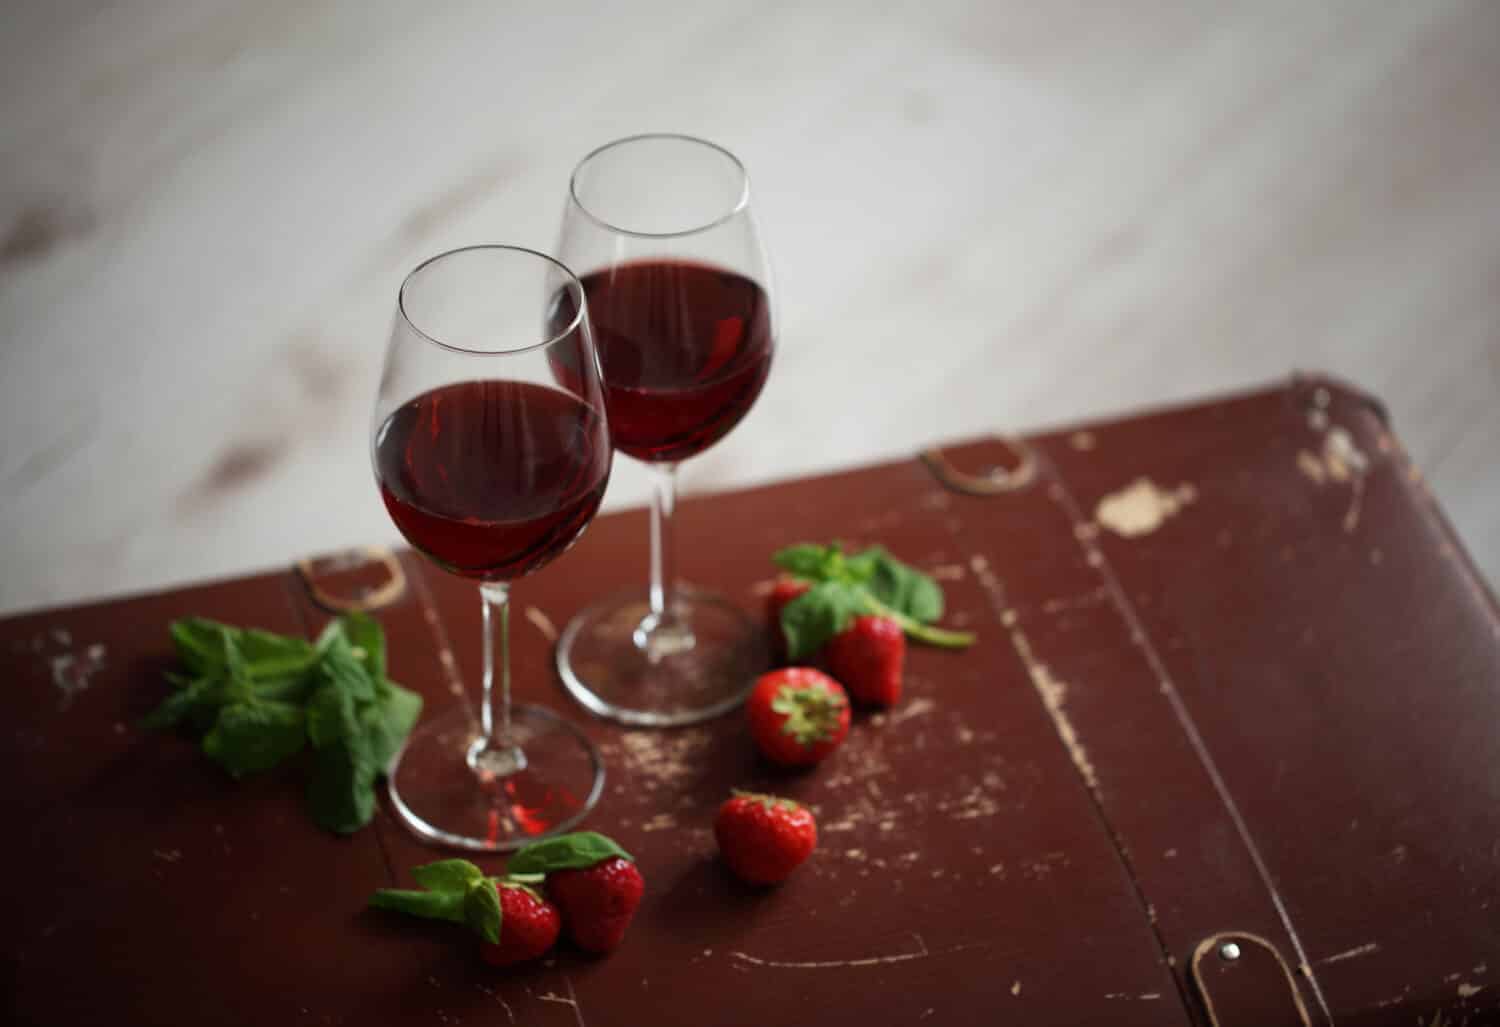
[2,0,1498,616]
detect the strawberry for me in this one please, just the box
[547,856,645,954]
[746,668,850,766]
[479,882,561,967]
[714,790,817,885]
[825,615,906,706]
[766,577,811,663]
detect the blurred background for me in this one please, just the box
[2,0,1497,615]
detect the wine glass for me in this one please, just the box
[372,245,612,850]
[552,134,776,726]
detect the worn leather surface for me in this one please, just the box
[3,375,1495,1025]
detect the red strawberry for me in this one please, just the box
[480,882,561,967]
[714,791,817,885]
[825,615,905,706]
[547,857,645,954]
[766,577,811,663]
[746,668,850,766]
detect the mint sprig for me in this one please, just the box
[143,613,423,835]
[371,858,503,943]
[772,542,976,660]
[507,831,634,876]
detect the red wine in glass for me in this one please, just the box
[554,134,777,726]
[550,259,772,462]
[371,244,612,852]
[375,380,610,580]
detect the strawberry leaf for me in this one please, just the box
[770,685,846,745]
[508,832,633,875]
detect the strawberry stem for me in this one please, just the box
[863,596,976,648]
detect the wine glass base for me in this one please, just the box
[386,704,604,852]
[556,586,768,726]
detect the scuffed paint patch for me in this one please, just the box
[1094,479,1196,538]
[51,643,107,709]
[1298,424,1371,533]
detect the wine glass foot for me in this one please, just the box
[556,585,768,727]
[387,704,604,851]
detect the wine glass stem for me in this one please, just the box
[639,461,694,656]
[473,581,526,776]
[648,463,679,622]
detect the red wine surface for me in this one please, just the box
[553,260,772,462]
[375,381,610,580]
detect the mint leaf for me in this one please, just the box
[463,879,502,944]
[314,616,346,653]
[508,832,633,875]
[152,612,420,837]
[862,548,944,623]
[169,619,317,681]
[772,543,838,580]
[140,676,224,731]
[306,737,377,834]
[780,580,867,661]
[369,859,500,943]
[341,613,386,680]
[251,674,317,704]
[170,619,235,675]
[369,888,466,923]
[235,629,316,678]
[318,634,377,704]
[202,699,304,778]
[770,540,973,651]
[305,679,358,748]
[362,680,422,771]
[410,859,484,892]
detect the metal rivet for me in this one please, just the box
[1219,942,1242,962]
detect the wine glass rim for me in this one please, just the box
[397,244,586,356]
[568,133,751,239]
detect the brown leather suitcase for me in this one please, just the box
[4,375,1497,1025]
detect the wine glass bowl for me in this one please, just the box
[554,135,777,726]
[371,245,611,850]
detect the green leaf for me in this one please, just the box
[169,619,317,682]
[771,543,838,581]
[463,879,502,944]
[410,859,484,892]
[318,633,377,704]
[770,684,847,745]
[140,676,225,731]
[202,699,305,778]
[340,613,386,681]
[508,831,633,875]
[314,617,346,654]
[169,619,236,676]
[840,545,884,583]
[306,737,377,834]
[305,679,358,748]
[361,681,423,771]
[780,580,868,661]
[221,631,251,683]
[236,629,317,679]
[861,548,944,623]
[369,888,466,923]
[251,674,317,704]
